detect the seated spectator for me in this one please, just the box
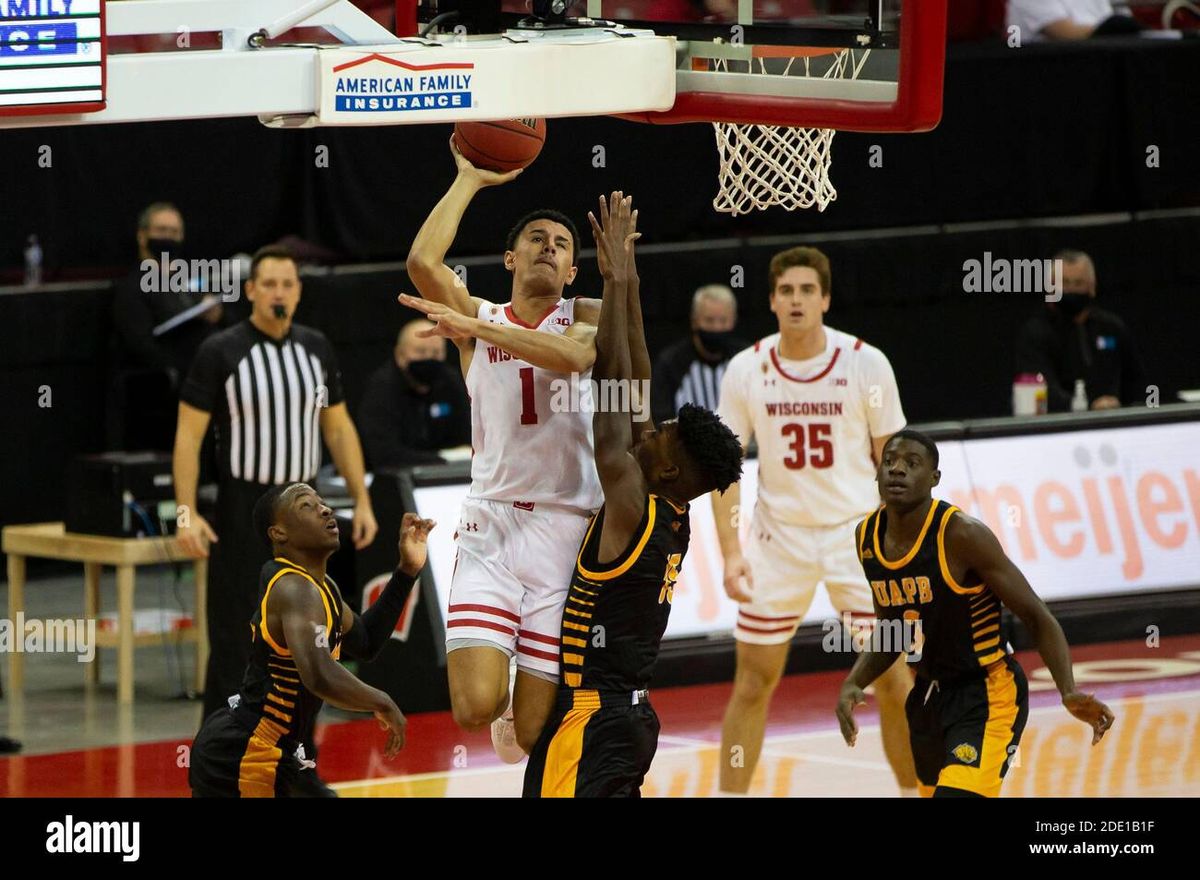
[108,202,222,451]
[358,319,471,468]
[1014,250,1147,412]
[652,284,747,424]
[1007,0,1143,41]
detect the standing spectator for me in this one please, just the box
[651,284,747,424]
[1014,249,1148,411]
[109,202,222,450]
[173,245,379,721]
[357,319,471,469]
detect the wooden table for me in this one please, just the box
[3,522,207,704]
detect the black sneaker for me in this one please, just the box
[0,737,22,754]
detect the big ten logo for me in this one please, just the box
[453,265,468,287]
[592,145,606,168]
[452,744,468,769]
[176,744,190,768]
[592,624,606,648]
[549,316,571,327]
[176,504,191,529]
[659,553,681,605]
[38,384,51,407]
[313,623,329,648]
[315,384,329,407]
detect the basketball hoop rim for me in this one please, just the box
[621,0,947,133]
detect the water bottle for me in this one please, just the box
[1012,373,1048,416]
[23,234,42,287]
[1071,379,1088,413]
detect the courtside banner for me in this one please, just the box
[414,421,1200,640]
[316,35,674,125]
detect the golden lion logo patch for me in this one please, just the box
[952,743,978,764]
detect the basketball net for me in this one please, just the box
[711,48,870,215]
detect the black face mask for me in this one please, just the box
[696,329,734,354]
[146,237,184,260]
[406,359,444,387]
[1055,292,1091,318]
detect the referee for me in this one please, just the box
[174,245,378,720]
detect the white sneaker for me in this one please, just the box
[491,659,525,764]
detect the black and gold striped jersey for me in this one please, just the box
[857,500,1008,681]
[558,495,690,694]
[235,557,345,750]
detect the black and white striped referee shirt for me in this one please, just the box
[180,320,344,485]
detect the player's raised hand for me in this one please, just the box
[399,293,476,340]
[588,191,640,282]
[450,135,523,188]
[722,554,754,602]
[375,699,408,758]
[1063,692,1115,744]
[835,680,867,747]
[398,513,436,577]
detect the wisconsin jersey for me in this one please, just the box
[236,557,345,748]
[857,500,1010,682]
[466,298,602,513]
[718,327,905,528]
[559,495,691,693]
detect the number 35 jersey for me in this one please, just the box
[465,297,602,513]
[717,327,906,528]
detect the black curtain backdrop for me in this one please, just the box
[0,39,1197,275]
[1,38,1199,530]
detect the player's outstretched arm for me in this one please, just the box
[340,514,434,661]
[836,644,900,747]
[399,293,596,374]
[590,192,646,541]
[945,513,1115,745]
[275,578,407,756]
[405,137,520,319]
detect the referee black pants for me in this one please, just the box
[201,478,284,719]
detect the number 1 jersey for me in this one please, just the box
[466,298,603,513]
[717,327,906,528]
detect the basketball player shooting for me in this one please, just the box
[402,137,607,762]
[837,431,1115,797]
[523,193,743,797]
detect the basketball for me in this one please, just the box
[453,118,546,173]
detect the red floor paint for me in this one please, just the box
[4,634,1198,797]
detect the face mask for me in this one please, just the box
[1055,292,1091,318]
[697,329,734,353]
[406,359,443,386]
[146,237,184,260]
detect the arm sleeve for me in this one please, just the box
[716,354,754,449]
[860,346,907,438]
[1116,319,1149,406]
[112,276,173,371]
[357,378,444,469]
[339,568,418,661]
[178,336,224,413]
[1015,316,1072,412]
